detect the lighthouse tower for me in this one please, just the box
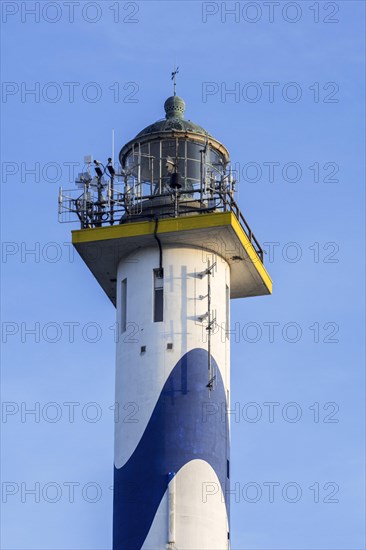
[59,91,271,549]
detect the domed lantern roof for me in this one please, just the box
[119,95,229,168]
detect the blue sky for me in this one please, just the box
[1,1,365,549]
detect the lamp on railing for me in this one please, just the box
[107,158,115,177]
[170,172,181,190]
[93,160,104,179]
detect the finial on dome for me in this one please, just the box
[171,66,179,96]
[164,95,186,119]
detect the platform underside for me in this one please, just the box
[72,211,272,305]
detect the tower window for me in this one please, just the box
[153,269,164,322]
[121,279,127,333]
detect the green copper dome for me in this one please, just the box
[135,95,210,138]
[119,94,230,168]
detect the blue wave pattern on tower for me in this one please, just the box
[113,348,229,549]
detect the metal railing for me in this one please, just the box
[59,180,264,263]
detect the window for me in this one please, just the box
[153,269,164,322]
[121,279,127,333]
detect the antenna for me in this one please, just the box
[112,129,115,165]
[171,66,179,96]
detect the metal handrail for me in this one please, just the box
[59,185,264,263]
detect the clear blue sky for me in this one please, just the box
[1,1,365,549]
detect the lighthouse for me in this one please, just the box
[59,90,272,549]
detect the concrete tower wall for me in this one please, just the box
[113,245,231,549]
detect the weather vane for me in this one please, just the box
[171,66,179,96]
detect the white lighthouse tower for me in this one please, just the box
[59,91,271,549]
